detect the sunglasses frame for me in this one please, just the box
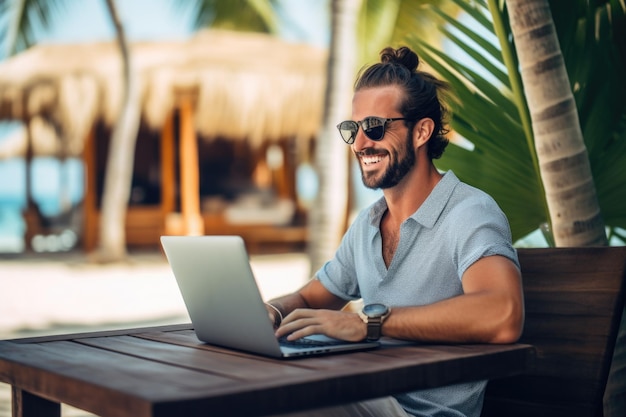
[336,117,409,144]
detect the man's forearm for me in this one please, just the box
[383,291,523,344]
[266,292,310,319]
[267,278,352,327]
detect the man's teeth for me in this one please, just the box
[362,154,385,165]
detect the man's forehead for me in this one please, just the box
[352,85,403,117]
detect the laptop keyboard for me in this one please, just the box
[278,336,346,348]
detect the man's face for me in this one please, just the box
[350,86,415,190]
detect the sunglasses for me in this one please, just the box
[337,117,409,144]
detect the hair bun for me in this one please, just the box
[380,46,419,72]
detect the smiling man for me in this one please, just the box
[265,46,524,417]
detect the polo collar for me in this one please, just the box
[368,171,459,229]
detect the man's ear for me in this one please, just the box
[413,118,435,149]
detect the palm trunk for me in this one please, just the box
[96,0,141,262]
[505,0,606,247]
[505,1,624,415]
[307,0,362,274]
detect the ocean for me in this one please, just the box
[0,157,83,253]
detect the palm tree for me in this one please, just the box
[95,0,142,262]
[307,0,361,273]
[504,0,606,247]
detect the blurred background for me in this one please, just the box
[0,0,330,256]
[1,0,623,263]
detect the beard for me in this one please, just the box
[359,132,415,190]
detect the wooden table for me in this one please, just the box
[0,324,534,417]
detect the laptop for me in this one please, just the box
[160,235,380,358]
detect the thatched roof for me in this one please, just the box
[0,30,327,158]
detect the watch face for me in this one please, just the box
[363,303,389,318]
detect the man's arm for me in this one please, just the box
[274,255,524,344]
[380,255,524,343]
[265,278,347,327]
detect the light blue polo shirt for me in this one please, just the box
[316,171,519,417]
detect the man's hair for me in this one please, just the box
[354,46,450,159]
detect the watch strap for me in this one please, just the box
[366,316,383,341]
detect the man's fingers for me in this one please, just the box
[274,309,327,339]
[275,316,320,338]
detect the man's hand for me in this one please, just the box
[274,308,367,342]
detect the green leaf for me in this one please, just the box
[0,0,67,57]
[183,0,279,34]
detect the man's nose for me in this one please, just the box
[351,125,370,151]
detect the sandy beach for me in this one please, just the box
[0,249,311,417]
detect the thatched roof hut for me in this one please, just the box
[0,29,327,157]
[0,30,327,252]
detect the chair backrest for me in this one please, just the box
[481,246,626,417]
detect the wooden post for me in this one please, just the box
[177,90,204,236]
[22,119,38,252]
[82,126,98,251]
[160,111,176,218]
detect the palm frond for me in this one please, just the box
[407,1,546,242]
[179,0,279,34]
[359,0,402,62]
[0,0,67,57]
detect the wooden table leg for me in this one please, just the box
[12,387,60,417]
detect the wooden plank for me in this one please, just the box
[135,329,403,370]
[524,292,620,316]
[1,342,151,417]
[77,335,318,380]
[7,323,193,344]
[137,328,533,378]
[140,328,516,397]
[131,329,318,367]
[0,339,238,417]
[482,247,626,417]
[137,328,503,374]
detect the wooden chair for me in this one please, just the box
[481,246,626,417]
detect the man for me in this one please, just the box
[266,46,524,417]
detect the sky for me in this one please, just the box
[45,0,194,43]
[38,0,329,45]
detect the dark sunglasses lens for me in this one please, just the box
[338,121,358,144]
[362,117,385,141]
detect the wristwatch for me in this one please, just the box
[359,303,391,341]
